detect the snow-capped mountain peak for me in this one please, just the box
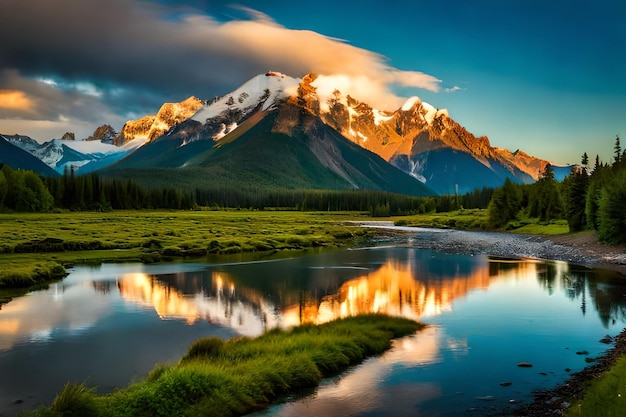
[191,72,300,123]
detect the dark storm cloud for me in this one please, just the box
[0,0,440,116]
[0,0,250,100]
[0,69,120,122]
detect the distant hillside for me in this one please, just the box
[0,135,59,176]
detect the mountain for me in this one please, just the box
[290,73,569,194]
[86,124,117,143]
[0,135,59,176]
[7,130,145,175]
[7,72,569,196]
[114,96,203,145]
[104,71,568,195]
[0,134,40,152]
[104,73,433,196]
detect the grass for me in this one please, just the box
[392,209,569,235]
[393,208,489,230]
[0,210,371,290]
[27,314,423,417]
[564,355,626,417]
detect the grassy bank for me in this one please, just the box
[0,210,371,290]
[28,314,422,417]
[392,208,569,235]
[566,355,626,416]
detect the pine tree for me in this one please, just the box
[565,154,590,232]
[531,164,562,222]
[614,135,622,164]
[0,169,7,208]
[597,169,626,244]
[488,178,522,228]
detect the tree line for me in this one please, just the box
[487,135,626,244]
[4,136,623,245]
[0,164,492,215]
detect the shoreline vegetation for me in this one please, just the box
[2,209,625,416]
[26,315,422,417]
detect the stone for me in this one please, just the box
[517,362,533,367]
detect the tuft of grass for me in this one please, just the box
[30,315,422,417]
[182,337,224,361]
[28,383,101,417]
[0,260,66,289]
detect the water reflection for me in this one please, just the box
[110,258,494,337]
[3,251,626,355]
[2,248,626,417]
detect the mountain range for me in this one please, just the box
[2,72,571,195]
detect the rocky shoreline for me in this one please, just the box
[361,223,626,277]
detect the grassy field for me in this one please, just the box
[27,314,422,417]
[392,208,569,235]
[0,210,372,291]
[0,209,573,293]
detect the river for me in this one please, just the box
[1,242,625,416]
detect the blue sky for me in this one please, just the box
[1,0,624,164]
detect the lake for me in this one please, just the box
[1,244,625,416]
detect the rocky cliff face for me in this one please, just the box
[87,124,117,143]
[114,96,203,146]
[61,132,75,141]
[290,73,552,182]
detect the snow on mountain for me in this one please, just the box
[191,72,300,124]
[28,137,145,174]
[2,134,41,153]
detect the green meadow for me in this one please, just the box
[0,210,371,290]
[27,315,422,417]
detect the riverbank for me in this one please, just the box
[360,222,626,277]
[356,221,626,416]
[514,328,626,416]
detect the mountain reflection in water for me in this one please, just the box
[2,247,626,417]
[114,259,493,335]
[113,252,625,336]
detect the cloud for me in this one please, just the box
[0,0,443,137]
[0,90,33,112]
[444,86,464,93]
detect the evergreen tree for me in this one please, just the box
[565,154,589,232]
[614,135,622,164]
[0,169,7,208]
[531,164,563,222]
[488,178,522,228]
[597,169,626,244]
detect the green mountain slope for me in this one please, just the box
[104,105,434,196]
